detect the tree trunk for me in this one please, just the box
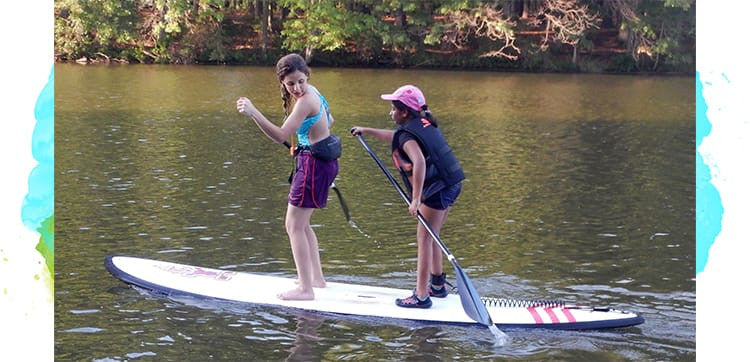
[253,0,261,20]
[277,3,287,33]
[502,0,515,19]
[260,0,268,51]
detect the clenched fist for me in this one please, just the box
[236,97,256,117]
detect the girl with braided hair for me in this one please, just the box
[237,53,338,300]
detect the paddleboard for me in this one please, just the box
[105,255,644,330]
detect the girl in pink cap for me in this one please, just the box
[237,54,339,301]
[351,85,465,308]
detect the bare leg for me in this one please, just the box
[291,224,327,288]
[414,224,433,299]
[414,205,450,299]
[429,207,450,277]
[278,205,316,300]
[304,224,327,288]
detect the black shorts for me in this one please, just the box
[422,183,461,210]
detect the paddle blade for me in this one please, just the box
[331,185,350,221]
[451,259,493,327]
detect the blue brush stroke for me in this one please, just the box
[22,67,54,249]
[695,71,723,275]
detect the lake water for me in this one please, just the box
[55,64,695,360]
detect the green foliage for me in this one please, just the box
[619,0,695,71]
[148,0,196,62]
[54,0,229,63]
[183,1,229,63]
[664,0,694,11]
[53,0,694,72]
[55,0,140,60]
[279,0,354,55]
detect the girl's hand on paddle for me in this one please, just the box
[236,97,256,117]
[408,199,420,217]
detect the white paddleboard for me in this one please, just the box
[105,255,643,330]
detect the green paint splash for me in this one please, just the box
[35,215,54,277]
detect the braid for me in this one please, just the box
[280,84,292,116]
[275,53,310,116]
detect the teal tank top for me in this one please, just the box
[296,87,332,146]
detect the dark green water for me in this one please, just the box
[55,64,695,360]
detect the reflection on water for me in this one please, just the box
[55,64,694,360]
[285,312,326,362]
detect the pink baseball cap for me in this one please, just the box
[380,85,425,111]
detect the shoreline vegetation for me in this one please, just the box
[55,0,695,74]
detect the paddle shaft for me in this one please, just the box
[353,136,453,258]
[354,134,494,327]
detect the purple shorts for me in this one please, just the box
[288,151,339,208]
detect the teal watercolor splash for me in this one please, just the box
[22,67,54,277]
[695,71,723,275]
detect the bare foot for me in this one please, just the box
[277,287,314,301]
[294,279,327,288]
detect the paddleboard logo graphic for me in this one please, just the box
[157,264,236,281]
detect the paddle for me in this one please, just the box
[354,133,494,327]
[283,140,350,222]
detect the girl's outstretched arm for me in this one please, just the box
[350,127,394,143]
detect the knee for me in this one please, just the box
[285,219,297,235]
[285,217,307,236]
[417,234,434,248]
[285,207,313,235]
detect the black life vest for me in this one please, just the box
[391,117,465,199]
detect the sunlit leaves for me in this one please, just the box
[53,0,694,71]
[664,0,693,11]
[279,0,349,54]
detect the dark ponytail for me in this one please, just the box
[421,104,438,128]
[392,100,438,128]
